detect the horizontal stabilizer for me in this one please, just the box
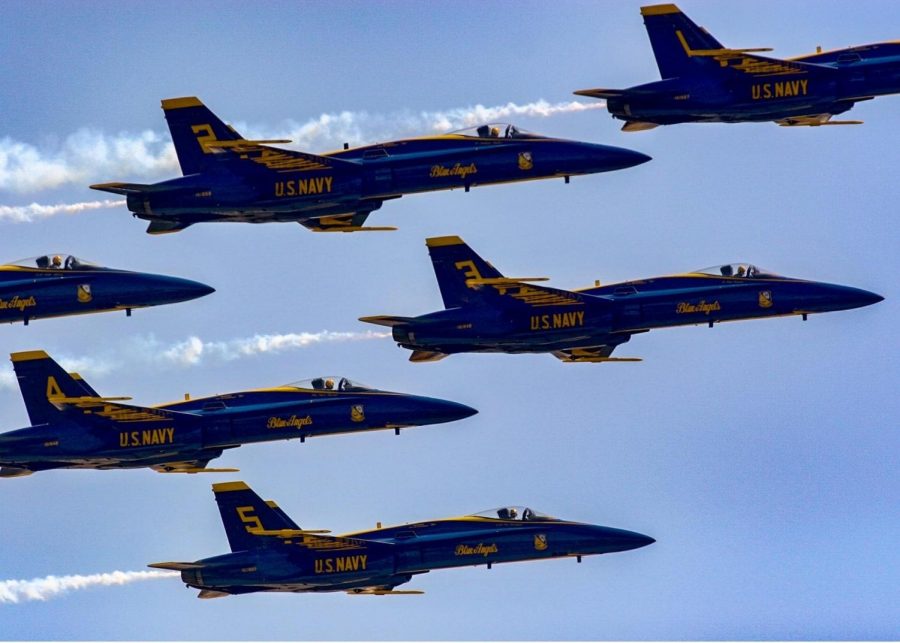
[348,589,424,596]
[358,315,414,328]
[622,121,660,132]
[89,182,157,195]
[0,466,33,478]
[146,219,195,235]
[409,350,448,363]
[148,561,205,571]
[573,88,626,99]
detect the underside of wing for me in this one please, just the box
[553,343,642,363]
[299,209,397,232]
[776,114,864,127]
[151,460,238,474]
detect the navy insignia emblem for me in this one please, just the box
[758,290,773,308]
[533,533,548,551]
[350,404,365,423]
[518,151,533,170]
[77,284,92,303]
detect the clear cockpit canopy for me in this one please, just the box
[450,123,540,139]
[692,263,780,279]
[470,506,558,522]
[285,376,373,392]
[7,254,101,270]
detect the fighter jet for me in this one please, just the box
[90,97,650,234]
[575,3,900,130]
[150,481,654,597]
[0,253,213,325]
[360,236,883,362]
[0,351,476,477]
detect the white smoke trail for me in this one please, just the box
[155,330,390,366]
[0,570,177,604]
[0,330,389,390]
[0,198,125,223]
[0,99,603,195]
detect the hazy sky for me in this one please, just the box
[0,1,897,639]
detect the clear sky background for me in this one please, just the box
[0,1,897,639]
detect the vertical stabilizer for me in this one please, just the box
[10,351,95,425]
[425,236,504,308]
[212,481,301,552]
[641,4,725,78]
[161,97,245,175]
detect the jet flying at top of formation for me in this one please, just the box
[149,481,654,598]
[0,253,214,325]
[361,236,883,363]
[575,3,900,130]
[0,350,476,477]
[91,97,650,234]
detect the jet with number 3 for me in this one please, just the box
[149,481,654,598]
[90,97,650,234]
[0,350,476,477]
[360,236,882,363]
[575,3,900,130]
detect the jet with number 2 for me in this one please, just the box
[0,253,213,325]
[360,236,882,363]
[575,3,900,130]
[90,97,650,234]
[149,481,654,598]
[0,351,476,477]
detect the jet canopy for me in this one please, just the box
[451,123,541,139]
[470,506,558,522]
[693,263,780,279]
[285,376,373,392]
[8,254,101,270]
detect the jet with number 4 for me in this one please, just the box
[0,351,476,477]
[360,236,883,363]
[90,97,650,234]
[0,253,213,325]
[575,3,900,130]
[149,481,654,598]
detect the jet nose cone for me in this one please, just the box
[406,396,478,426]
[153,275,216,303]
[590,526,656,553]
[584,143,652,172]
[818,284,884,312]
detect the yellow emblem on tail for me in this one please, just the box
[758,290,773,308]
[77,284,92,303]
[350,404,365,423]
[518,151,533,170]
[533,533,548,551]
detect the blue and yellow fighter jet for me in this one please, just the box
[575,4,900,130]
[0,351,476,477]
[360,236,883,362]
[0,253,213,325]
[149,481,654,597]
[90,97,650,234]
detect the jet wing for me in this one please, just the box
[466,277,597,309]
[553,344,642,363]
[249,529,394,554]
[151,460,239,474]
[209,142,362,173]
[49,396,199,425]
[299,209,397,232]
[713,51,837,77]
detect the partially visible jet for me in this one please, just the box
[360,236,883,363]
[575,3,900,130]
[91,97,650,234]
[0,253,213,325]
[150,481,654,598]
[0,351,476,477]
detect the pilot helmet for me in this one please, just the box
[52,255,62,267]
[324,378,335,389]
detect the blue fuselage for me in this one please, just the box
[0,387,475,473]
[389,273,882,356]
[127,135,649,224]
[606,43,900,125]
[177,517,653,595]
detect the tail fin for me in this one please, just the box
[641,4,724,78]
[426,236,503,308]
[212,481,300,552]
[161,97,246,175]
[10,351,95,425]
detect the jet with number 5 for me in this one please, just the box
[360,236,882,363]
[149,481,654,598]
[0,350,476,477]
[90,97,650,234]
[575,3,900,130]
[0,253,213,325]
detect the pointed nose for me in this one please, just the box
[145,275,216,304]
[395,395,478,427]
[580,143,652,172]
[802,283,884,313]
[589,526,656,553]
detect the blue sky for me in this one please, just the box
[0,0,897,639]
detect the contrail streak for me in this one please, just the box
[0,198,125,223]
[0,330,390,390]
[0,99,604,195]
[0,570,177,604]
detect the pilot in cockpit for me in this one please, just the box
[52,255,63,269]
[497,507,518,520]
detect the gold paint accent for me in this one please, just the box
[161,96,203,110]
